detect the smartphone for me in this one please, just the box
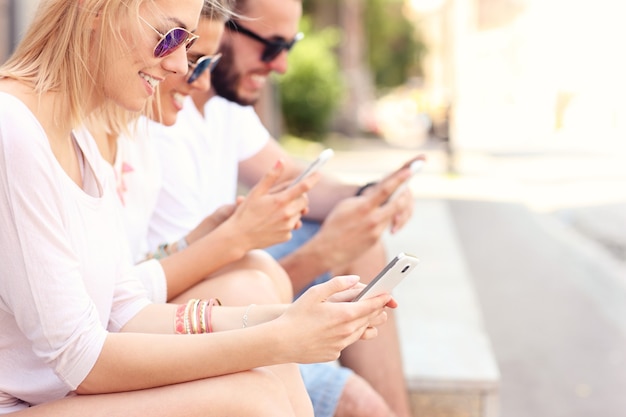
[352,252,420,301]
[287,148,334,189]
[386,159,424,203]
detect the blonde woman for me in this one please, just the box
[0,0,393,415]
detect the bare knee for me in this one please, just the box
[242,368,304,416]
[239,250,293,302]
[213,269,284,305]
[334,374,395,417]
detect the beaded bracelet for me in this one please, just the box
[176,236,189,251]
[242,304,256,328]
[147,236,188,260]
[174,298,221,334]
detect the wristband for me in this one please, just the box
[176,236,188,251]
[355,181,377,196]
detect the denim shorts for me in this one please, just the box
[299,363,353,417]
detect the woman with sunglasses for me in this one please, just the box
[91,1,307,306]
[0,0,393,415]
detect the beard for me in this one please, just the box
[211,42,257,107]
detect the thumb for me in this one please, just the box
[248,159,284,197]
[307,275,361,302]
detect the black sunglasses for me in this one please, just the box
[187,53,222,83]
[225,20,303,62]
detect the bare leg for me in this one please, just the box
[335,373,395,417]
[170,250,293,305]
[14,365,312,417]
[333,241,412,417]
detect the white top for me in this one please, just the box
[147,95,269,248]
[0,93,150,412]
[114,122,162,263]
[111,122,168,303]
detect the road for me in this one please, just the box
[313,136,626,416]
[450,199,626,417]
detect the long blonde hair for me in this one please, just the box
[0,0,151,133]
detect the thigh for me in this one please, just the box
[170,268,281,305]
[15,369,298,417]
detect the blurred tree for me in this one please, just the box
[277,18,344,140]
[365,0,427,88]
[276,0,426,137]
[305,0,426,90]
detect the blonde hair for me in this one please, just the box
[202,0,236,21]
[0,0,158,134]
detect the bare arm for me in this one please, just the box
[157,160,318,299]
[278,161,422,294]
[77,276,392,394]
[238,139,358,220]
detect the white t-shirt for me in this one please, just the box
[111,121,168,303]
[147,95,269,248]
[114,122,162,263]
[0,93,150,412]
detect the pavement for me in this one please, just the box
[297,135,626,417]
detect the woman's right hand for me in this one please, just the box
[273,275,392,364]
[225,159,320,250]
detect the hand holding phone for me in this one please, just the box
[352,252,420,301]
[287,148,334,189]
[386,159,424,203]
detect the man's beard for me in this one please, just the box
[211,42,257,107]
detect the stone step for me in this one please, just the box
[383,199,500,417]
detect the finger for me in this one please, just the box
[367,310,388,327]
[360,326,379,340]
[281,171,321,200]
[304,275,361,303]
[366,169,411,208]
[399,154,426,170]
[369,155,426,207]
[385,297,398,308]
[390,192,414,233]
[247,159,284,198]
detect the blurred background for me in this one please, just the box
[3,1,626,416]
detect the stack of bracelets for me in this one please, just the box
[174,298,221,334]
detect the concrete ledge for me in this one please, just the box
[383,199,500,417]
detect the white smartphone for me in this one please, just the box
[287,148,334,189]
[352,252,420,301]
[386,159,424,203]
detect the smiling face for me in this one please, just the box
[98,0,204,113]
[210,0,302,106]
[153,16,225,126]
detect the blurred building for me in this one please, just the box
[0,0,39,63]
[408,0,626,153]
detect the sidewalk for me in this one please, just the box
[297,137,502,416]
[298,135,626,416]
